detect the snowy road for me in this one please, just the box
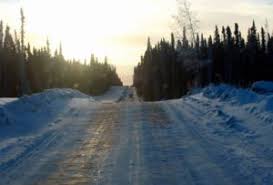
[1,86,273,184]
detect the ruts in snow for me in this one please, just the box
[1,85,273,185]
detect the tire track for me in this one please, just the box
[164,102,238,185]
[139,103,199,185]
[1,128,64,184]
[0,108,97,185]
[180,98,273,184]
[38,104,122,185]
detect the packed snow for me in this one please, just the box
[0,89,96,169]
[1,84,273,185]
[163,83,273,184]
[94,86,129,103]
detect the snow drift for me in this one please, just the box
[251,81,273,94]
[202,84,273,112]
[164,83,273,184]
[0,89,94,129]
[0,89,96,170]
[194,83,273,127]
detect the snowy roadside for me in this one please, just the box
[2,83,273,184]
[0,98,18,106]
[163,83,273,184]
[0,86,130,170]
[174,83,273,148]
[0,89,96,167]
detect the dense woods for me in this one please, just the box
[0,9,122,97]
[134,21,273,101]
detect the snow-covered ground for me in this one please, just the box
[1,84,273,185]
[252,81,273,94]
[164,84,273,184]
[94,86,129,103]
[0,89,96,175]
[0,98,17,106]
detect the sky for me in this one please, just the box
[0,0,272,85]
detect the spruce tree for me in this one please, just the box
[19,8,29,95]
[261,27,266,53]
[226,26,233,48]
[222,26,226,44]
[182,27,189,49]
[214,26,221,45]
[234,23,240,48]
[171,33,175,50]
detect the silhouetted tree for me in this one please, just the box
[0,10,122,97]
[134,21,273,101]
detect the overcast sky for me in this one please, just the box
[0,0,272,84]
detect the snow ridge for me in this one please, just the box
[202,84,273,117]
[0,89,94,126]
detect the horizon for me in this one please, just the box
[2,1,273,184]
[0,0,273,85]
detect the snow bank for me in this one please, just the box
[12,88,93,112]
[203,84,259,105]
[0,89,95,168]
[0,98,17,106]
[251,81,273,94]
[0,89,94,128]
[166,83,273,183]
[201,84,273,123]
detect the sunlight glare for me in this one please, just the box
[21,0,143,61]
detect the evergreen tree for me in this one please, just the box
[134,21,273,101]
[182,27,189,49]
[234,23,240,48]
[212,26,224,82]
[222,26,226,43]
[19,8,29,95]
[214,26,221,44]
[0,10,123,97]
[171,33,175,50]
[0,21,3,95]
[261,27,266,53]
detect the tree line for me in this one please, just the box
[0,9,122,97]
[134,21,273,101]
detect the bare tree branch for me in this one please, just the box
[173,0,199,44]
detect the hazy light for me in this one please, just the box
[0,0,272,85]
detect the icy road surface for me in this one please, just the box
[1,85,273,185]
